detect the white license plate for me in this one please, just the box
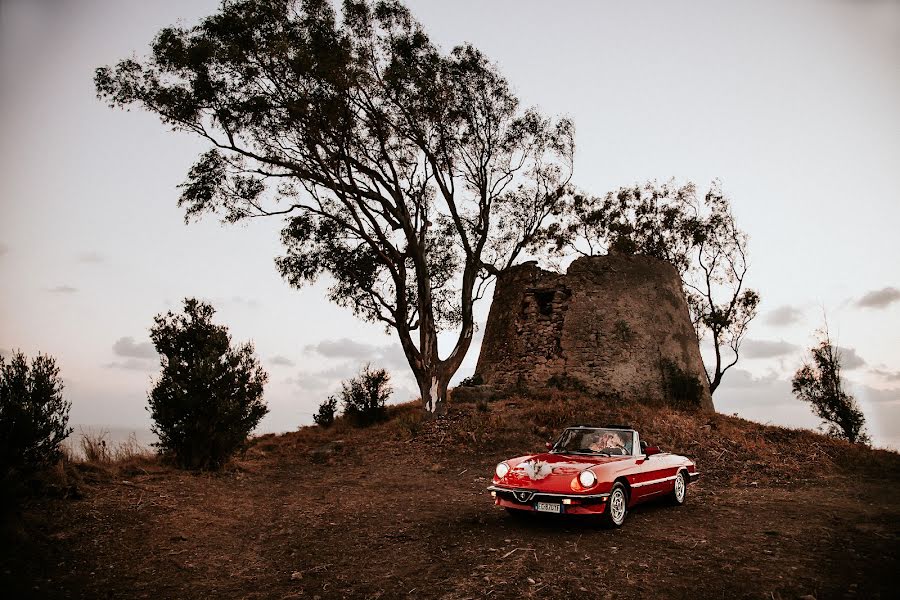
[535,501,562,513]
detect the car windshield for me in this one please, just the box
[551,428,633,456]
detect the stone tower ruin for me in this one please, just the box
[473,254,713,411]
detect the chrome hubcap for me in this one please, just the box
[610,488,626,524]
[675,473,685,502]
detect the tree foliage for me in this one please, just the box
[148,298,268,469]
[95,0,574,414]
[0,351,71,479]
[792,326,869,444]
[545,179,759,394]
[336,364,391,426]
[313,395,338,428]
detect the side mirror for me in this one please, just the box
[644,445,661,457]
[640,441,648,452]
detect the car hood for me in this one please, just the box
[496,452,630,494]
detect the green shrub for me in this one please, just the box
[148,298,268,469]
[338,364,391,427]
[314,396,338,428]
[0,351,72,480]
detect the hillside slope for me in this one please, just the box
[3,392,899,599]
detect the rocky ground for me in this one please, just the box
[3,395,899,599]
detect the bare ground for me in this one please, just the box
[3,399,899,599]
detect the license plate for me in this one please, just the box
[535,501,562,513]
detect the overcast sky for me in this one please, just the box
[1,0,898,448]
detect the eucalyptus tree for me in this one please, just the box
[792,324,869,444]
[546,180,759,394]
[95,0,573,414]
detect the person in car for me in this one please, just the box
[590,431,626,453]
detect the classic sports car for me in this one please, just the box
[488,425,700,527]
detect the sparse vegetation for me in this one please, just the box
[337,364,391,427]
[457,373,484,387]
[148,298,269,469]
[613,319,634,342]
[5,390,899,599]
[313,396,338,428]
[792,325,870,444]
[659,358,705,409]
[546,373,588,392]
[0,350,71,481]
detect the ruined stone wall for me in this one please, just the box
[474,254,713,411]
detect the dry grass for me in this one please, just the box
[255,389,898,489]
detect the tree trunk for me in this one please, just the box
[416,368,451,416]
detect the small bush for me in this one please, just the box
[392,410,424,439]
[0,351,72,480]
[659,359,703,409]
[314,396,338,428]
[547,373,588,392]
[458,373,483,387]
[148,298,269,470]
[614,319,634,342]
[80,430,112,463]
[338,364,391,427]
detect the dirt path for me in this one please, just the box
[5,438,899,600]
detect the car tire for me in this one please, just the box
[669,470,687,506]
[600,482,628,528]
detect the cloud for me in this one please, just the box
[112,336,157,359]
[231,296,260,309]
[305,337,410,370]
[306,338,376,359]
[742,339,800,359]
[764,305,803,326]
[836,346,866,370]
[104,358,157,371]
[856,286,900,309]
[77,252,104,264]
[269,355,295,367]
[47,285,77,294]
[857,385,900,405]
[870,368,900,383]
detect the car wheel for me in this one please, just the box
[669,470,687,505]
[600,482,628,528]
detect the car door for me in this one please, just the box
[629,451,676,502]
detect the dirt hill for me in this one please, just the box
[3,391,899,599]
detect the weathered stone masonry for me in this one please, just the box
[474,254,713,411]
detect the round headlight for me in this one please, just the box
[495,462,510,478]
[578,470,597,488]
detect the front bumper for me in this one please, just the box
[487,485,610,514]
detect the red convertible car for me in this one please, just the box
[488,425,699,527]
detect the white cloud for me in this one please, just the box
[47,285,77,294]
[77,251,104,264]
[856,286,900,309]
[112,336,157,359]
[269,355,295,367]
[836,346,866,370]
[764,305,803,326]
[742,339,800,359]
[104,358,157,371]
